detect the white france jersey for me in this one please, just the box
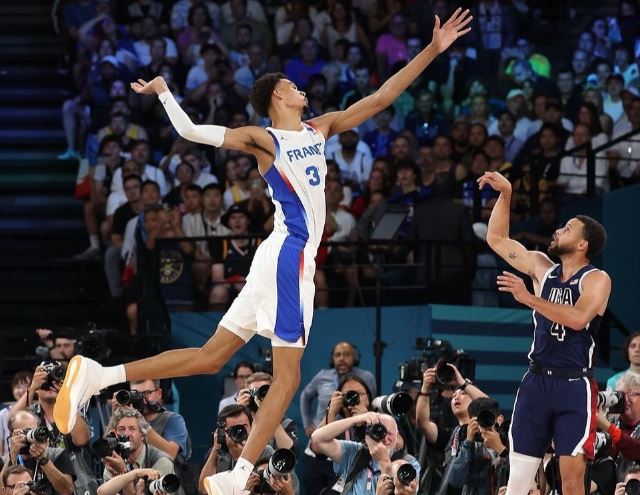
[263,122,327,252]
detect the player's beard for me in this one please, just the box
[548,241,574,257]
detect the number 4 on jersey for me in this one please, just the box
[550,322,566,342]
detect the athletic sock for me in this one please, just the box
[99,365,126,390]
[505,452,542,495]
[89,235,99,249]
[232,457,254,488]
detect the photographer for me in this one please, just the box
[614,465,640,495]
[101,408,177,493]
[311,412,420,495]
[596,372,640,480]
[218,362,255,413]
[34,330,76,364]
[96,468,163,495]
[416,365,488,493]
[0,371,32,457]
[238,373,296,450]
[245,456,296,495]
[2,466,37,495]
[447,398,509,494]
[375,459,419,495]
[5,411,75,495]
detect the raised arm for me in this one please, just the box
[478,171,553,278]
[130,77,274,166]
[310,8,472,138]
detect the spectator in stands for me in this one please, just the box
[102,408,177,486]
[556,67,582,121]
[468,94,496,131]
[164,162,195,209]
[607,332,640,391]
[405,90,449,147]
[326,129,372,193]
[219,0,273,52]
[128,379,191,462]
[501,36,551,79]
[184,43,223,98]
[472,0,516,64]
[375,13,408,80]
[512,198,560,251]
[220,0,267,25]
[590,16,614,59]
[589,58,613,94]
[284,37,327,90]
[300,342,376,439]
[304,74,331,119]
[209,204,258,307]
[111,140,168,197]
[137,38,170,84]
[0,372,31,457]
[96,110,148,148]
[490,110,525,163]
[233,43,267,100]
[432,135,466,181]
[614,467,640,495]
[134,16,178,66]
[181,148,218,187]
[350,169,389,219]
[218,362,255,413]
[389,135,415,164]
[170,0,220,35]
[126,0,164,24]
[608,97,640,186]
[175,4,216,66]
[235,167,274,234]
[321,0,370,60]
[566,102,609,151]
[468,123,489,159]
[571,48,591,88]
[511,59,556,97]
[121,180,162,264]
[604,74,626,125]
[614,44,639,85]
[362,107,399,159]
[6,411,75,495]
[339,64,373,110]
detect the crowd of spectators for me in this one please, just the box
[4,334,640,495]
[56,0,640,322]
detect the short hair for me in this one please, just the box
[338,374,373,406]
[575,215,606,259]
[132,378,160,388]
[250,72,287,118]
[485,135,505,148]
[185,184,203,195]
[123,174,143,187]
[3,465,33,486]
[99,134,122,153]
[498,109,516,122]
[108,407,150,435]
[176,161,195,175]
[246,372,272,387]
[468,397,501,418]
[141,179,160,193]
[130,139,150,151]
[8,410,40,433]
[622,332,640,364]
[219,404,252,426]
[203,183,224,195]
[11,370,33,389]
[617,370,640,392]
[233,361,255,378]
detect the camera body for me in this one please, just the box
[343,390,361,408]
[91,433,132,457]
[115,389,146,411]
[25,479,51,495]
[597,391,626,415]
[40,361,65,390]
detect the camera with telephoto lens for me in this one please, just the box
[366,422,388,442]
[20,427,50,455]
[254,449,297,494]
[115,389,145,411]
[217,424,248,449]
[91,433,132,457]
[372,392,413,418]
[593,431,612,461]
[147,474,180,495]
[343,390,361,408]
[396,463,417,486]
[597,391,626,415]
[626,479,640,495]
[40,361,65,390]
[248,384,270,411]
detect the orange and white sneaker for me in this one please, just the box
[53,355,102,433]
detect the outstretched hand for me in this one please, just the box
[497,271,532,305]
[130,77,169,96]
[477,171,512,194]
[431,7,473,54]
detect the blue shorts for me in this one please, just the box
[509,371,597,459]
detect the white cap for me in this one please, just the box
[506,88,525,100]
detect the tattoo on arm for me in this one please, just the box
[508,252,517,259]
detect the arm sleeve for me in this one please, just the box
[158,91,226,147]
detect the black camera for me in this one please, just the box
[227,424,249,444]
[250,384,270,402]
[115,389,145,410]
[435,362,456,385]
[366,423,388,442]
[263,448,296,480]
[20,426,50,455]
[627,479,640,495]
[597,391,626,415]
[343,390,361,408]
[372,392,413,418]
[148,474,181,495]
[253,347,273,376]
[40,361,65,390]
[396,463,417,485]
[91,433,132,457]
[75,325,111,361]
[476,409,497,429]
[25,480,51,495]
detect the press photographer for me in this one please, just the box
[34,330,76,364]
[96,468,177,495]
[614,465,640,495]
[375,459,419,495]
[311,412,420,495]
[236,373,296,451]
[595,372,640,480]
[99,408,178,493]
[245,450,297,495]
[4,411,75,495]
[415,365,488,494]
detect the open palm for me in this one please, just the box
[431,8,473,54]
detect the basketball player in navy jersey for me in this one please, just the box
[53,9,472,495]
[479,171,610,495]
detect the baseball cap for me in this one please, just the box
[506,88,525,100]
[221,203,252,228]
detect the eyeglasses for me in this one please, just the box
[137,388,159,399]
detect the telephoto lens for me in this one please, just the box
[626,478,640,495]
[25,426,49,444]
[476,410,497,429]
[396,464,417,485]
[366,422,388,442]
[148,474,181,495]
[227,424,249,444]
[91,437,119,457]
[372,392,413,418]
[115,389,132,405]
[597,391,626,415]
[343,390,361,407]
[435,363,456,384]
[255,384,270,401]
[263,449,296,480]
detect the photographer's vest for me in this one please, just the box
[149,411,196,495]
[614,419,640,481]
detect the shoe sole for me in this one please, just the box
[53,355,85,434]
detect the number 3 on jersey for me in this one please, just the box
[550,322,566,342]
[305,165,321,186]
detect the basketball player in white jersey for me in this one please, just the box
[53,9,472,494]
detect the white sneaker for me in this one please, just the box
[72,246,101,260]
[53,356,103,434]
[203,470,249,495]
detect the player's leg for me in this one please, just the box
[558,455,588,495]
[506,372,552,495]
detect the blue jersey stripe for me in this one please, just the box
[263,164,309,243]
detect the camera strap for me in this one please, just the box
[339,447,372,494]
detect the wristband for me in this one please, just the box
[418,391,430,397]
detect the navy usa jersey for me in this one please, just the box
[529,264,602,368]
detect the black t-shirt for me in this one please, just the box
[590,458,617,495]
[21,448,76,495]
[112,203,137,237]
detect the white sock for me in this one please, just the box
[505,452,542,495]
[99,365,126,390]
[89,235,99,249]
[232,457,254,488]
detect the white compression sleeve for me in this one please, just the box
[505,452,542,495]
[158,90,226,147]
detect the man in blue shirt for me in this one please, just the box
[311,412,420,495]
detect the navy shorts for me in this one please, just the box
[509,371,597,459]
